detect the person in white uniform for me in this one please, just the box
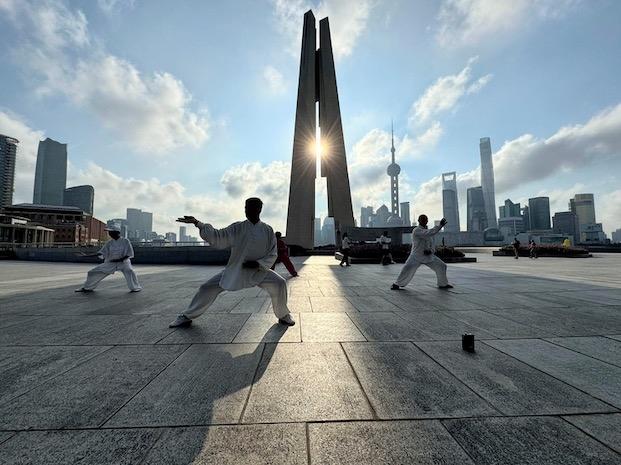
[391,215,453,290]
[75,226,142,292]
[169,197,295,328]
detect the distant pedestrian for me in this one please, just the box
[529,240,538,259]
[379,231,393,265]
[169,197,295,328]
[271,231,298,277]
[339,233,351,267]
[512,237,521,259]
[75,226,142,293]
[391,215,453,290]
[563,238,571,249]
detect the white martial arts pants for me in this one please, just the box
[184,270,290,320]
[82,261,142,291]
[394,254,449,287]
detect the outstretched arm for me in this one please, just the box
[177,215,237,249]
[413,218,447,238]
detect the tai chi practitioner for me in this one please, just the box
[75,226,142,292]
[271,231,298,277]
[379,231,393,265]
[391,215,453,290]
[169,197,295,328]
[339,233,352,267]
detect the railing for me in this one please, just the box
[0,241,208,250]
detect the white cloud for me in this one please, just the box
[409,57,492,126]
[1,0,209,155]
[436,0,580,47]
[97,0,135,14]
[271,0,374,60]
[0,111,44,204]
[262,66,287,94]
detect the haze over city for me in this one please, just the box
[1,0,620,236]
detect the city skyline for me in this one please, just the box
[0,1,620,235]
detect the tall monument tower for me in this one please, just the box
[442,171,460,232]
[386,122,401,217]
[285,10,355,249]
[479,137,497,228]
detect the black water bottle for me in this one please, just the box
[462,334,475,352]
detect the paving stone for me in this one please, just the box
[486,338,621,408]
[608,335,621,342]
[310,296,357,312]
[107,344,261,427]
[444,416,621,465]
[198,296,244,313]
[0,314,44,329]
[416,341,610,415]
[0,345,186,429]
[242,343,374,422]
[233,314,301,343]
[0,315,178,345]
[300,313,366,342]
[382,292,439,312]
[0,432,14,445]
[142,424,307,465]
[546,337,621,367]
[346,295,402,312]
[563,413,621,454]
[279,296,312,313]
[398,311,497,340]
[308,420,474,465]
[158,314,250,343]
[0,345,110,404]
[446,310,554,338]
[342,342,496,418]
[484,307,601,336]
[0,429,160,465]
[231,297,269,313]
[347,312,425,341]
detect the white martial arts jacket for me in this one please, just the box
[410,224,442,264]
[196,220,277,291]
[98,238,134,263]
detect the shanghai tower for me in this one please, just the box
[285,10,355,249]
[479,137,497,229]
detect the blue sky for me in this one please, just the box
[1,0,620,234]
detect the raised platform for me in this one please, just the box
[1,254,620,463]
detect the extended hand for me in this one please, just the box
[439,218,447,227]
[242,260,260,269]
[176,215,199,225]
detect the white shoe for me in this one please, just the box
[130,288,142,293]
[278,314,296,326]
[169,315,192,328]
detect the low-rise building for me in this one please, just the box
[0,214,55,245]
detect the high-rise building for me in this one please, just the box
[360,206,374,228]
[165,232,177,243]
[479,137,497,228]
[179,226,187,242]
[528,197,551,230]
[441,172,460,232]
[611,229,621,244]
[552,211,580,240]
[126,208,153,240]
[400,201,411,226]
[63,185,94,215]
[313,218,322,246]
[521,206,530,231]
[581,223,607,243]
[569,193,598,241]
[0,135,18,208]
[285,10,354,249]
[33,138,67,205]
[498,216,524,238]
[387,122,401,218]
[321,216,335,245]
[499,199,521,218]
[467,186,487,232]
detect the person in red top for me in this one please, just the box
[271,231,298,277]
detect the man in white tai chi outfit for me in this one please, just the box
[391,214,453,290]
[169,197,295,328]
[75,226,142,292]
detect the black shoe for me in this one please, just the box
[391,284,400,290]
[438,284,454,289]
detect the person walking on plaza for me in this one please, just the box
[75,226,142,292]
[529,239,538,259]
[379,231,394,265]
[512,237,521,259]
[271,231,298,277]
[169,197,295,328]
[339,233,352,267]
[391,215,453,290]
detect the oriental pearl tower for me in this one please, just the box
[386,121,401,218]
